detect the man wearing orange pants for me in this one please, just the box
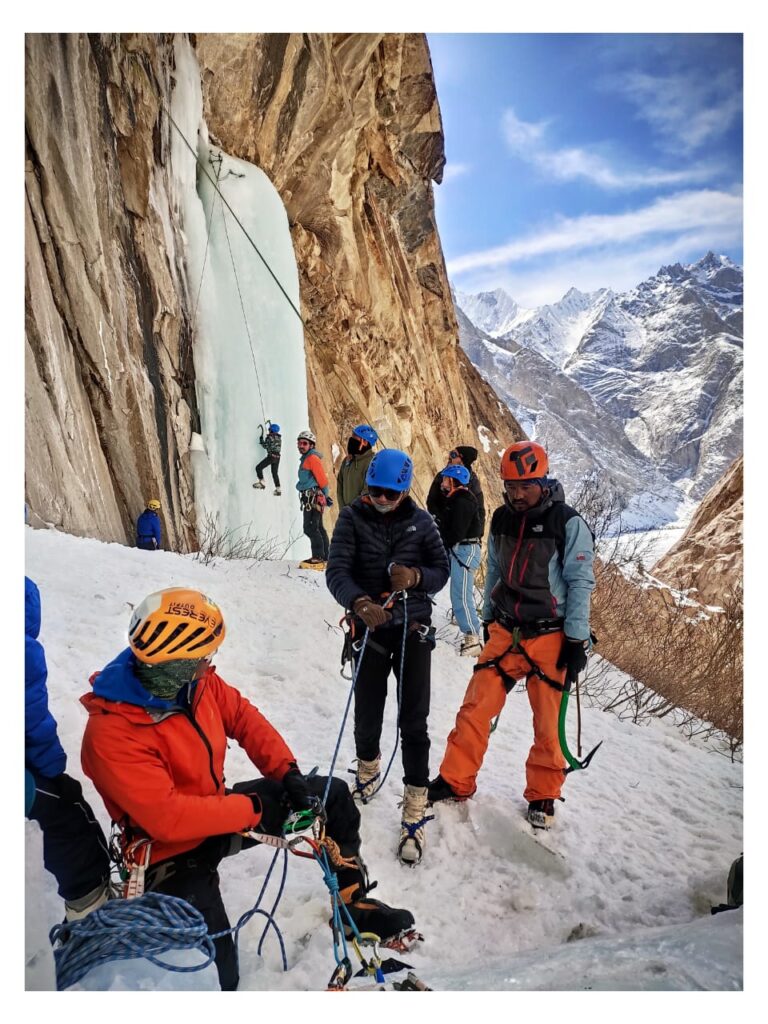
[428,441,595,830]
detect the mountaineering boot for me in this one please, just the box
[336,856,415,943]
[459,632,483,657]
[427,774,469,804]
[64,877,114,922]
[273,487,281,496]
[349,755,381,803]
[398,785,431,866]
[252,480,266,490]
[527,798,556,830]
[298,557,326,571]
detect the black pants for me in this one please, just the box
[26,771,111,902]
[353,629,432,788]
[303,509,329,560]
[256,455,280,487]
[146,776,361,991]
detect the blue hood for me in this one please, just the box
[92,648,188,712]
[25,577,41,640]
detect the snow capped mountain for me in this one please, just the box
[453,287,528,338]
[456,254,742,508]
[456,306,693,529]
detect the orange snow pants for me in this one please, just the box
[439,622,567,802]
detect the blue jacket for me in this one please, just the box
[326,495,450,627]
[482,485,595,641]
[136,509,162,550]
[25,577,66,777]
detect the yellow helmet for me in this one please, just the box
[147,499,161,511]
[129,588,226,665]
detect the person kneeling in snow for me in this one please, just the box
[80,588,415,991]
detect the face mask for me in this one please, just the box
[347,437,367,455]
[134,658,206,700]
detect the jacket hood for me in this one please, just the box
[25,576,41,640]
[90,648,185,711]
[455,445,478,467]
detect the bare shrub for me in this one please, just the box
[193,510,301,566]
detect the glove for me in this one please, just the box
[282,765,312,811]
[47,773,84,804]
[325,495,334,507]
[482,621,492,644]
[353,595,393,630]
[247,791,288,836]
[315,492,327,508]
[556,637,589,678]
[388,564,422,591]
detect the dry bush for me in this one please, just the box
[193,510,300,565]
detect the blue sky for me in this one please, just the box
[428,34,743,308]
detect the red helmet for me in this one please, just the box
[500,441,549,481]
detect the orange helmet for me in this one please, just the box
[128,588,226,665]
[500,441,549,481]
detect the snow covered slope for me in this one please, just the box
[24,526,742,992]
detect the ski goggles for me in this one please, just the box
[368,485,402,500]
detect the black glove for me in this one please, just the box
[282,765,312,811]
[557,637,589,679]
[247,791,288,836]
[353,596,393,631]
[482,621,492,644]
[47,772,85,804]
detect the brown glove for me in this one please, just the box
[389,564,422,591]
[353,596,393,630]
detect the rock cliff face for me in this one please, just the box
[25,33,522,545]
[652,455,743,606]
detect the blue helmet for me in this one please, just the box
[352,424,378,446]
[366,449,413,491]
[441,464,470,486]
[269,423,280,433]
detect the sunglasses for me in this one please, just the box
[448,450,460,459]
[368,485,402,500]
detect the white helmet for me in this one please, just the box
[297,429,316,444]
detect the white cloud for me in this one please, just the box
[441,162,472,183]
[447,188,743,276]
[500,106,721,190]
[615,68,742,155]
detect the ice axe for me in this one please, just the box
[558,667,602,773]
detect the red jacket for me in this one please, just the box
[81,663,296,863]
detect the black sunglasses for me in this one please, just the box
[368,485,402,500]
[448,450,460,459]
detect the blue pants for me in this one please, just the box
[449,543,482,635]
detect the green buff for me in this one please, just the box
[135,658,203,699]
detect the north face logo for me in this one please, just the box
[532,525,543,532]
[406,525,417,533]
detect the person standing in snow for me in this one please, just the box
[136,499,162,551]
[80,588,417,991]
[428,441,595,831]
[434,464,484,657]
[25,576,112,921]
[296,429,332,569]
[336,424,378,509]
[325,449,450,865]
[427,445,486,539]
[253,422,282,495]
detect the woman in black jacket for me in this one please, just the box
[436,465,484,656]
[326,449,449,866]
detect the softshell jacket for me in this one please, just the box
[296,448,330,496]
[80,650,296,864]
[326,495,449,628]
[260,433,282,459]
[25,577,67,778]
[427,470,486,537]
[437,487,482,550]
[136,509,161,550]
[336,447,375,509]
[483,485,595,641]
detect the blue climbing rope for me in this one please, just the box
[50,848,290,991]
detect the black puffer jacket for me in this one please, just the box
[427,470,486,536]
[326,495,450,627]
